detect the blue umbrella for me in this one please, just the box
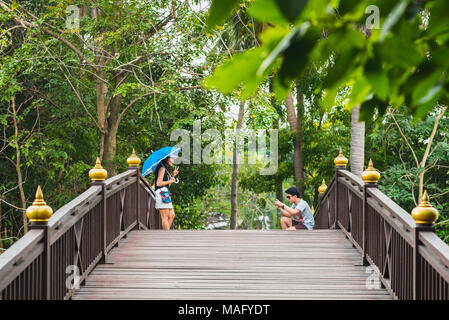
[142,146,181,177]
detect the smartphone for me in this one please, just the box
[274,199,281,213]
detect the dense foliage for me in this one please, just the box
[0,0,448,251]
[206,0,449,120]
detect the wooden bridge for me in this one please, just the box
[0,150,448,300]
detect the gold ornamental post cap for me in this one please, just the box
[318,179,327,194]
[89,157,108,181]
[361,159,381,183]
[26,186,53,222]
[411,191,439,225]
[127,149,141,167]
[334,148,348,167]
[311,205,315,215]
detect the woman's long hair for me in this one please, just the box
[154,157,171,187]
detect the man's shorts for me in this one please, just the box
[292,220,307,230]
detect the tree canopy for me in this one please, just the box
[205,0,449,120]
[0,0,448,249]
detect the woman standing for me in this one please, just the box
[154,157,179,230]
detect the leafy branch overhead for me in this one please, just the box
[204,0,449,120]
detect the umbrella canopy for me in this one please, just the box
[142,146,180,177]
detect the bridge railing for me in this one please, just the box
[0,151,158,300]
[314,150,449,300]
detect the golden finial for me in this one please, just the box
[318,179,327,194]
[26,186,53,222]
[334,148,348,168]
[361,159,381,183]
[89,157,108,181]
[311,205,315,215]
[127,148,141,167]
[411,191,439,225]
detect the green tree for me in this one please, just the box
[205,0,449,120]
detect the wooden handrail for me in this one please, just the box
[139,174,156,198]
[418,232,449,283]
[0,166,159,300]
[367,187,416,231]
[338,169,364,188]
[47,185,103,244]
[0,230,45,293]
[314,167,449,300]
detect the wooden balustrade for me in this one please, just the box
[314,151,449,300]
[0,152,159,300]
[1,148,448,300]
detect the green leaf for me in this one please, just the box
[412,96,441,120]
[258,25,291,49]
[274,0,309,23]
[379,0,409,42]
[247,0,288,25]
[321,86,340,109]
[364,58,389,100]
[323,46,359,89]
[401,51,448,107]
[375,37,422,69]
[312,27,364,67]
[347,76,371,110]
[413,72,444,106]
[338,0,362,16]
[359,97,388,121]
[206,0,241,29]
[272,73,292,101]
[306,0,333,21]
[278,26,318,87]
[427,0,449,44]
[203,47,268,95]
[257,23,310,78]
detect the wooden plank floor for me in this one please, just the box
[73,230,392,300]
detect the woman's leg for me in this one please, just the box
[160,209,171,230]
[168,209,175,229]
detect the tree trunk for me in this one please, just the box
[270,80,284,203]
[103,93,122,176]
[274,116,283,211]
[92,5,108,162]
[285,92,305,194]
[230,101,245,229]
[96,68,107,161]
[350,105,365,176]
[11,97,28,234]
[417,106,447,201]
[295,83,305,193]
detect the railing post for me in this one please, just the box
[334,170,339,229]
[318,180,327,228]
[127,149,142,230]
[136,169,141,229]
[89,158,108,263]
[411,191,439,300]
[361,159,380,266]
[26,186,53,300]
[333,149,348,229]
[361,185,370,266]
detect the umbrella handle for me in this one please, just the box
[174,178,179,184]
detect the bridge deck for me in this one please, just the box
[73,230,391,300]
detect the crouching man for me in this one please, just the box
[275,187,314,230]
